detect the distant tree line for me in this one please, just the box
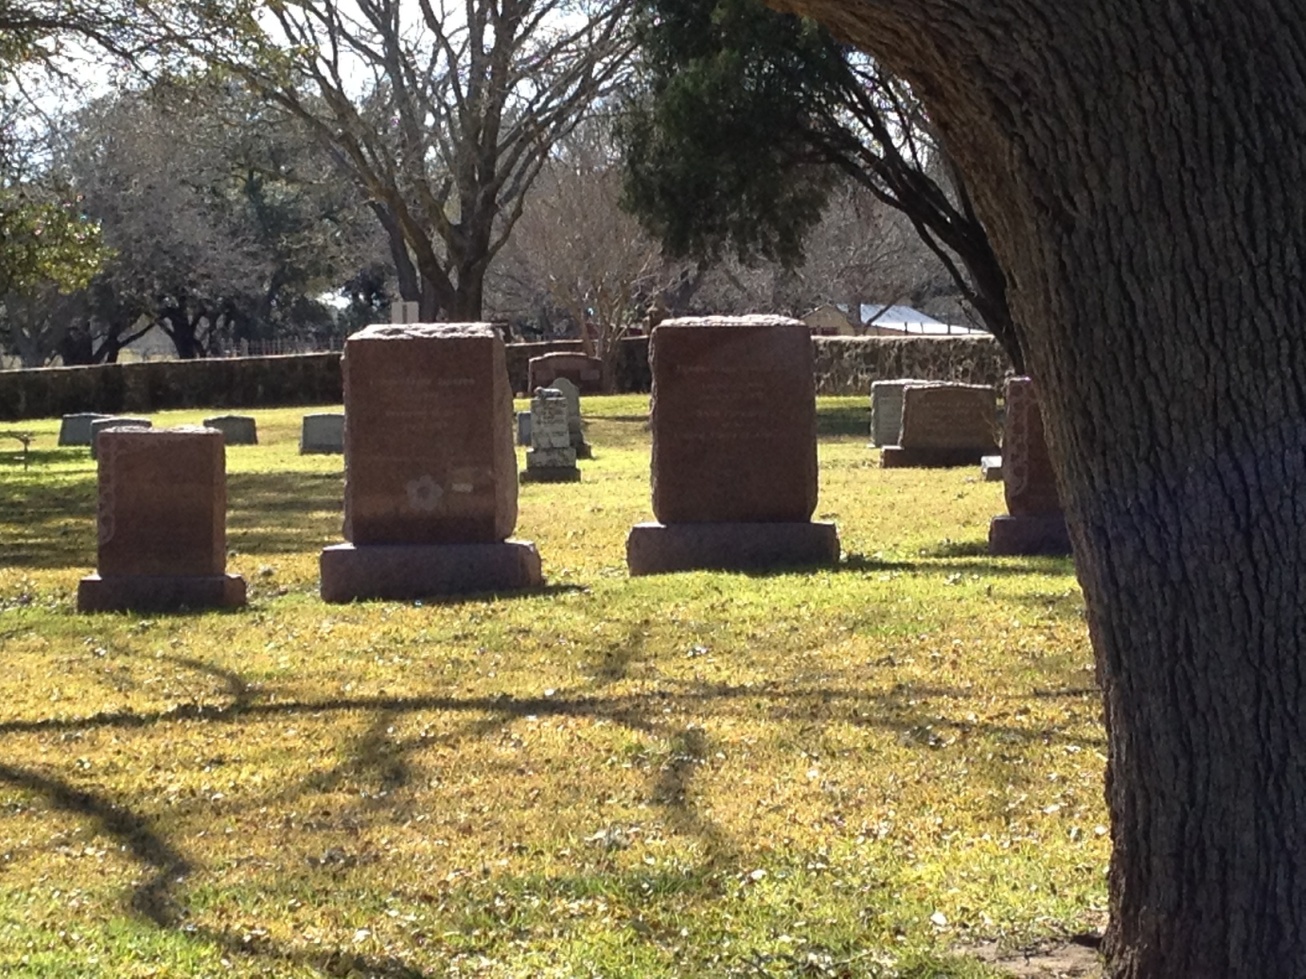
[0,0,1011,371]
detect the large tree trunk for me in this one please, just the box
[771,1,1306,976]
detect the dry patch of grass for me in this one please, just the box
[0,397,1105,977]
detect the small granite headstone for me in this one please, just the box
[880,383,998,467]
[989,377,1071,555]
[77,426,246,612]
[521,388,580,483]
[981,455,1004,481]
[626,315,839,574]
[869,379,940,447]
[527,351,604,394]
[550,377,592,459]
[89,417,151,459]
[300,413,344,454]
[319,323,542,601]
[202,414,258,445]
[59,413,111,447]
[516,410,532,447]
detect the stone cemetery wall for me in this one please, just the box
[0,334,1008,420]
[0,354,342,421]
[811,335,1011,395]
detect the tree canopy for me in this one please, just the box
[618,0,1021,367]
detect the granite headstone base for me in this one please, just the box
[320,540,543,602]
[520,466,581,484]
[881,445,994,468]
[626,521,840,576]
[988,514,1072,556]
[77,573,247,613]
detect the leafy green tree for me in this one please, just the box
[618,0,1020,367]
[50,80,375,360]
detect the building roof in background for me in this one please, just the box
[861,304,987,335]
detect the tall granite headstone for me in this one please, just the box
[626,315,839,574]
[989,377,1072,555]
[320,323,542,601]
[78,427,246,612]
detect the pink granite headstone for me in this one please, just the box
[1002,377,1062,515]
[650,315,818,524]
[78,426,246,611]
[320,323,542,601]
[341,323,518,544]
[988,376,1071,555]
[626,315,839,574]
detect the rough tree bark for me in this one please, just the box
[768,1,1306,976]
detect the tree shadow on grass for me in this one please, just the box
[0,477,97,569]
[0,653,1103,976]
[226,470,342,556]
[816,404,870,438]
[0,447,96,471]
[713,551,1077,580]
[0,759,432,976]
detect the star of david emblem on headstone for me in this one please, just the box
[406,474,444,513]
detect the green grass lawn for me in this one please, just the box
[0,396,1104,978]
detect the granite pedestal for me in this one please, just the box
[78,573,247,612]
[320,541,542,602]
[988,514,1072,556]
[626,521,840,575]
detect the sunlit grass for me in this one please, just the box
[0,396,1104,977]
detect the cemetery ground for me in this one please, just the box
[0,397,1104,978]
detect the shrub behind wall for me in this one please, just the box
[0,335,1009,421]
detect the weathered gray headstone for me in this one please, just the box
[202,414,258,446]
[550,377,592,459]
[59,413,111,446]
[870,379,940,447]
[300,413,344,454]
[89,417,151,459]
[521,387,579,483]
[516,410,532,447]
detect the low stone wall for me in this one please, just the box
[505,336,651,394]
[0,334,1007,421]
[0,354,342,421]
[811,335,1012,395]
